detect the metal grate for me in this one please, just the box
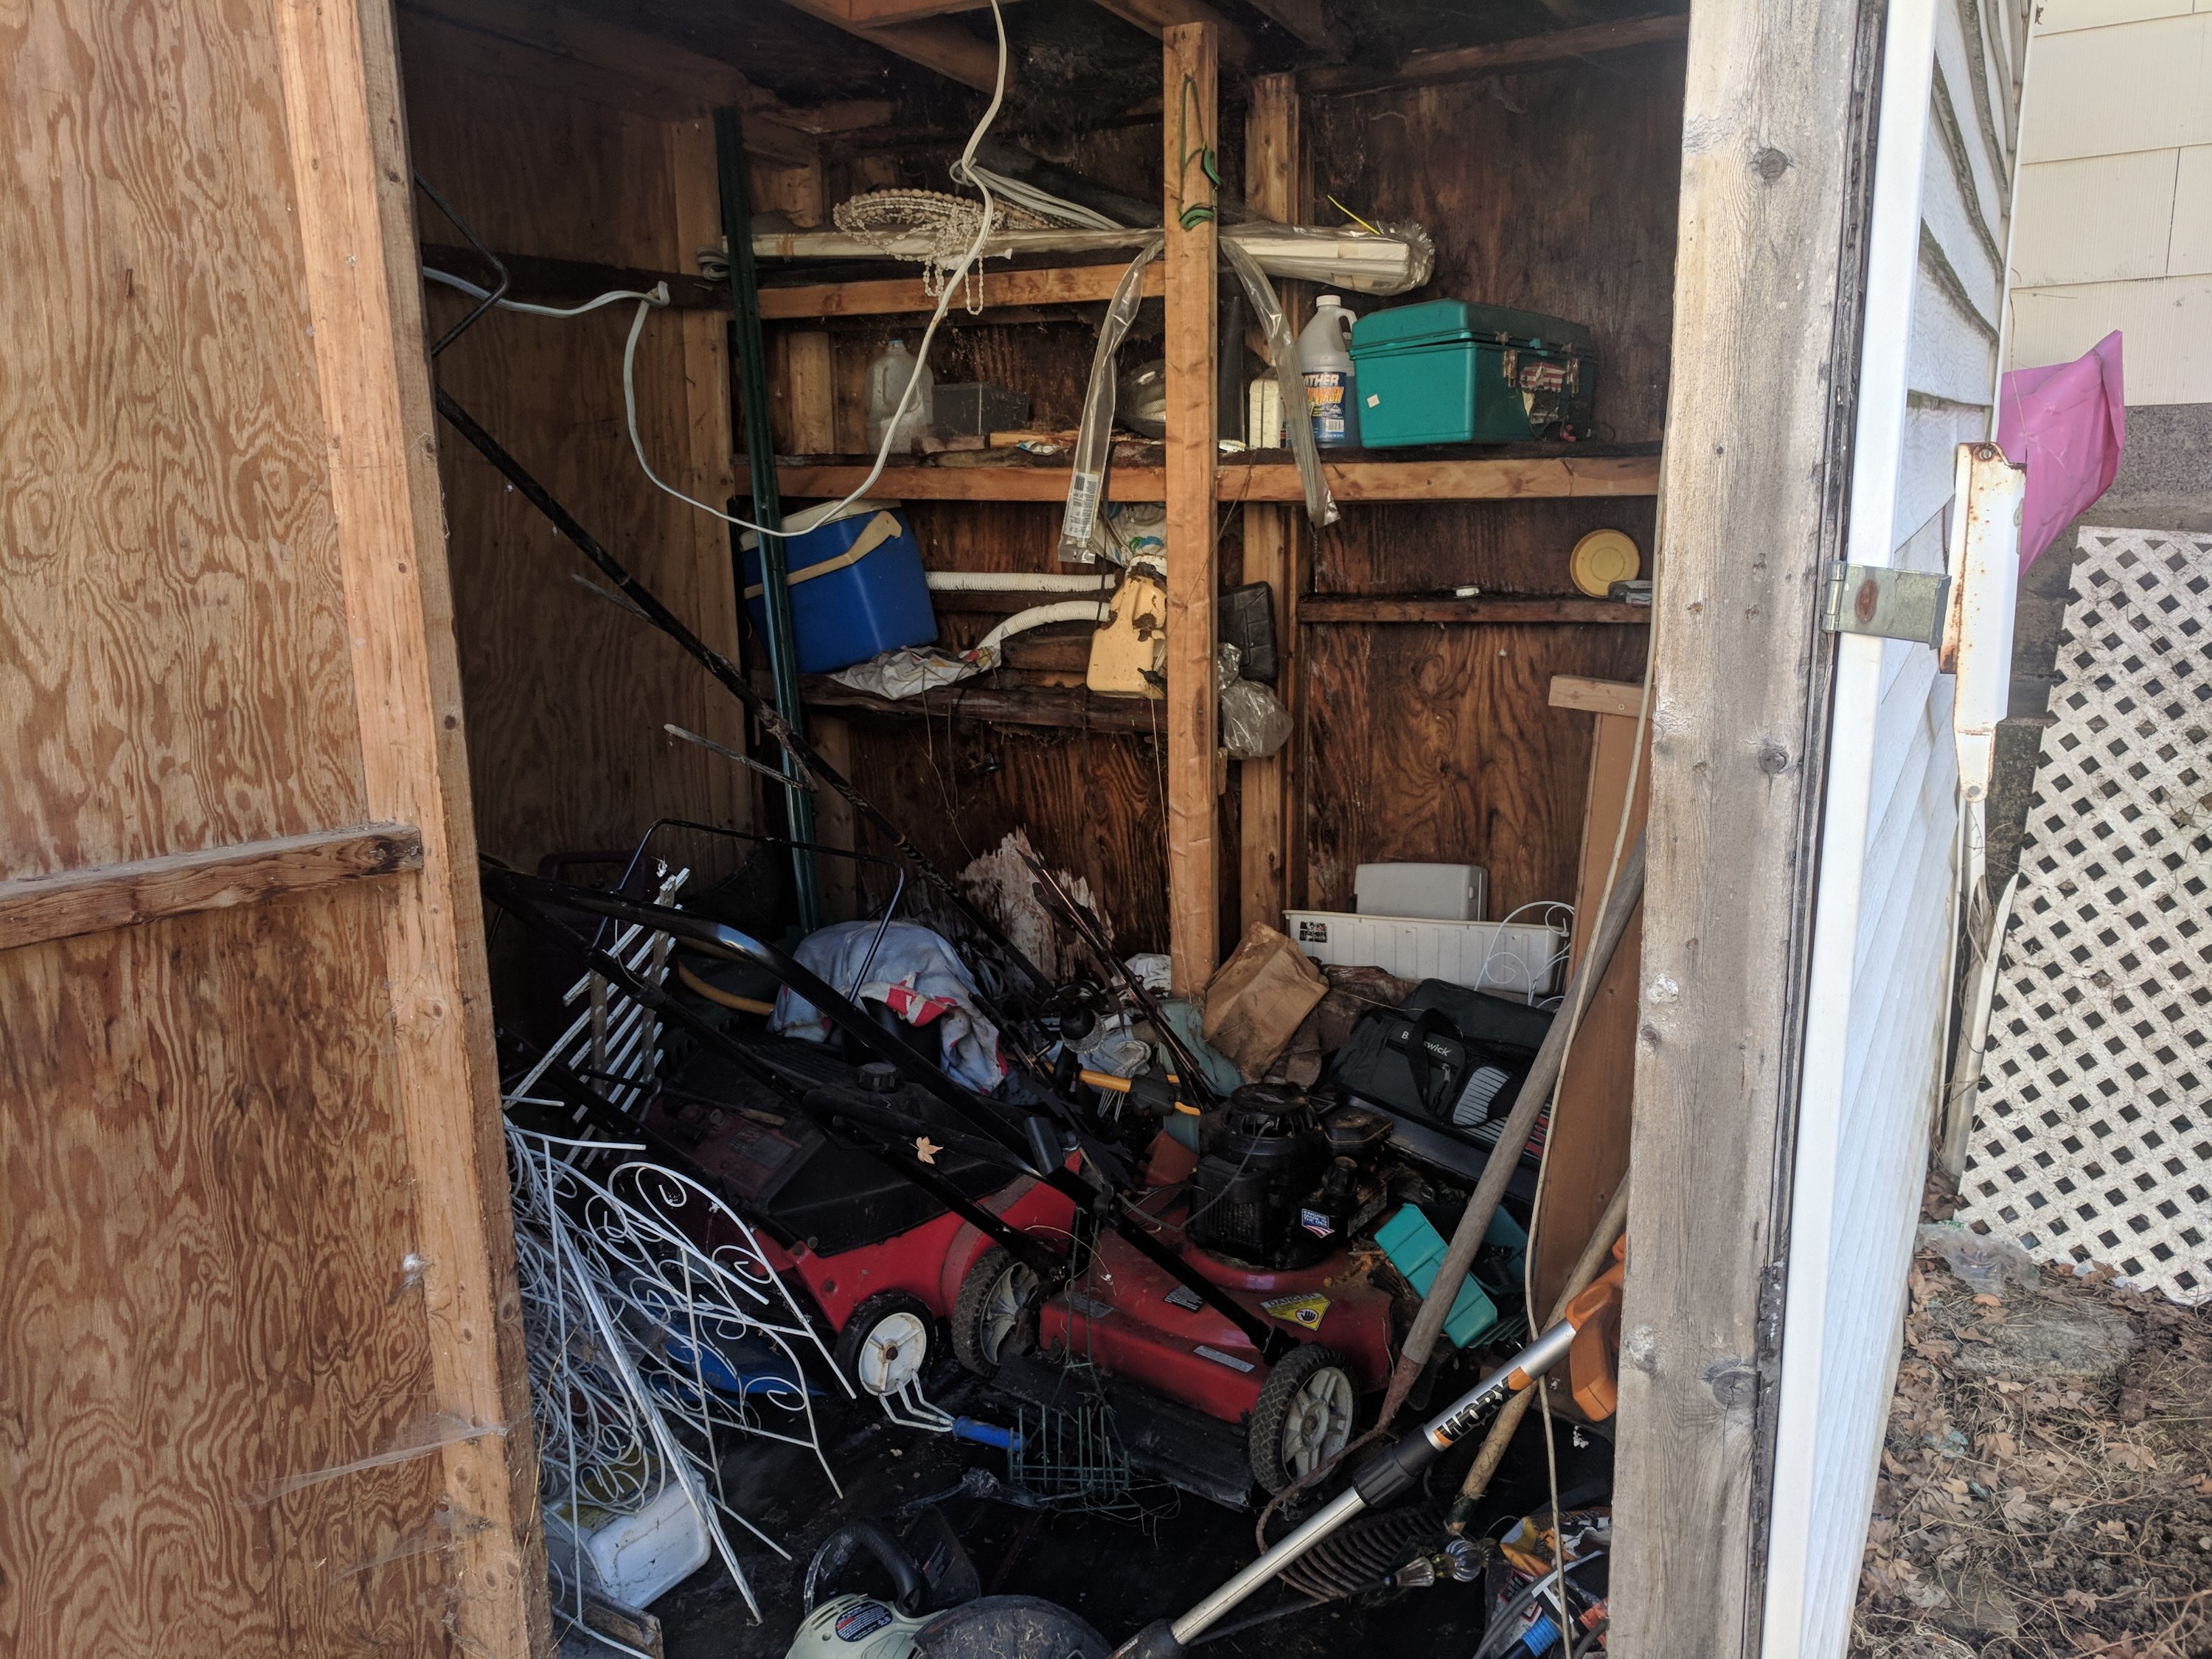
[1958,526,2212,1303]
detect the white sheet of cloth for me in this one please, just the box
[769,919,1005,1092]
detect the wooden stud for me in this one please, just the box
[1550,673,1649,717]
[276,0,538,1646]
[1609,0,1882,1645]
[784,333,838,454]
[1162,21,1220,996]
[1239,72,1299,942]
[667,116,757,839]
[0,827,423,953]
[772,451,1660,504]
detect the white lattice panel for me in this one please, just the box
[1959,526,2212,1304]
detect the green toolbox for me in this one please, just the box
[1348,299,1597,446]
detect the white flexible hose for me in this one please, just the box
[925,571,1115,593]
[423,266,667,319]
[973,599,1110,660]
[621,0,1012,540]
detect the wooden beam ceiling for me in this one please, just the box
[766,0,1004,89]
[394,0,821,162]
[1087,0,1254,69]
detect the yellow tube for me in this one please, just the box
[677,962,776,1018]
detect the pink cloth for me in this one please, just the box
[1995,331,2126,570]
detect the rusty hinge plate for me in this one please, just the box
[1822,563,1951,646]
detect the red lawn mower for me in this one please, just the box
[486,867,1514,1508]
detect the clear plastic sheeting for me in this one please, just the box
[1057,234,1338,565]
[1218,643,1293,760]
[1057,232,1164,563]
[1220,234,1335,532]
[1224,220,1436,296]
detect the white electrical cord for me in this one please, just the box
[622,0,1012,540]
[423,265,669,319]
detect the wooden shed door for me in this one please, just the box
[0,1,536,1654]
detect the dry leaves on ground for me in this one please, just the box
[1852,1177,2212,1659]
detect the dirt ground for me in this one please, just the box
[1851,1178,2212,1659]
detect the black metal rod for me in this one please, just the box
[489,870,1283,1354]
[486,878,1062,1279]
[712,105,820,931]
[430,385,1054,993]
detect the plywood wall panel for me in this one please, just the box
[405,66,749,874]
[0,895,455,1658]
[843,717,1170,954]
[1310,497,1658,596]
[1305,43,1687,444]
[0,0,368,879]
[1300,622,1648,919]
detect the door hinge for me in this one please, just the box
[1821,562,1951,646]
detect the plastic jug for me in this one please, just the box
[865,338,933,453]
[1298,294,1360,448]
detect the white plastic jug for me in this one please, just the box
[1297,294,1360,448]
[864,338,933,453]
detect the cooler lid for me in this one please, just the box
[1350,299,1593,355]
[739,497,897,554]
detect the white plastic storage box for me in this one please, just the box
[1285,910,1567,998]
[1354,861,1487,922]
[546,1478,712,1609]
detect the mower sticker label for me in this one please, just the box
[1262,1293,1331,1330]
[1298,1208,1335,1239]
[1164,1284,1205,1313]
[1065,1294,1115,1321]
[835,1602,894,1642]
[1195,1344,1257,1373]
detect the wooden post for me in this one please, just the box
[1610,0,1884,1646]
[288,0,542,1647]
[1239,71,1299,938]
[1163,21,1220,995]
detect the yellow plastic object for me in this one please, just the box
[1085,571,1169,698]
[1568,528,1641,597]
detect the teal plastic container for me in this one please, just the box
[1349,300,1597,447]
[1374,1203,1529,1349]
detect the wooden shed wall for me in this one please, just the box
[400,40,754,880]
[1,0,536,1652]
[818,45,1682,957]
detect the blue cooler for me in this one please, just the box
[740,500,937,675]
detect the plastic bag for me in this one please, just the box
[1217,642,1293,759]
[1918,1221,2041,1291]
[1220,235,1337,533]
[1057,232,1338,565]
[1057,233,1165,563]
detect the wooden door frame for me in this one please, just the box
[1609,0,1888,1649]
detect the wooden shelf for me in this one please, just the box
[772,443,1660,504]
[759,263,1161,321]
[1301,595,1652,625]
[794,675,1163,732]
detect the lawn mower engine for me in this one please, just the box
[1186,1086,1389,1270]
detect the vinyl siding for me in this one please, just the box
[1760,0,2015,1643]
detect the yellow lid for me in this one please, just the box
[1569,529,1641,597]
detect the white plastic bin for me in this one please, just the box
[1284,910,1567,998]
